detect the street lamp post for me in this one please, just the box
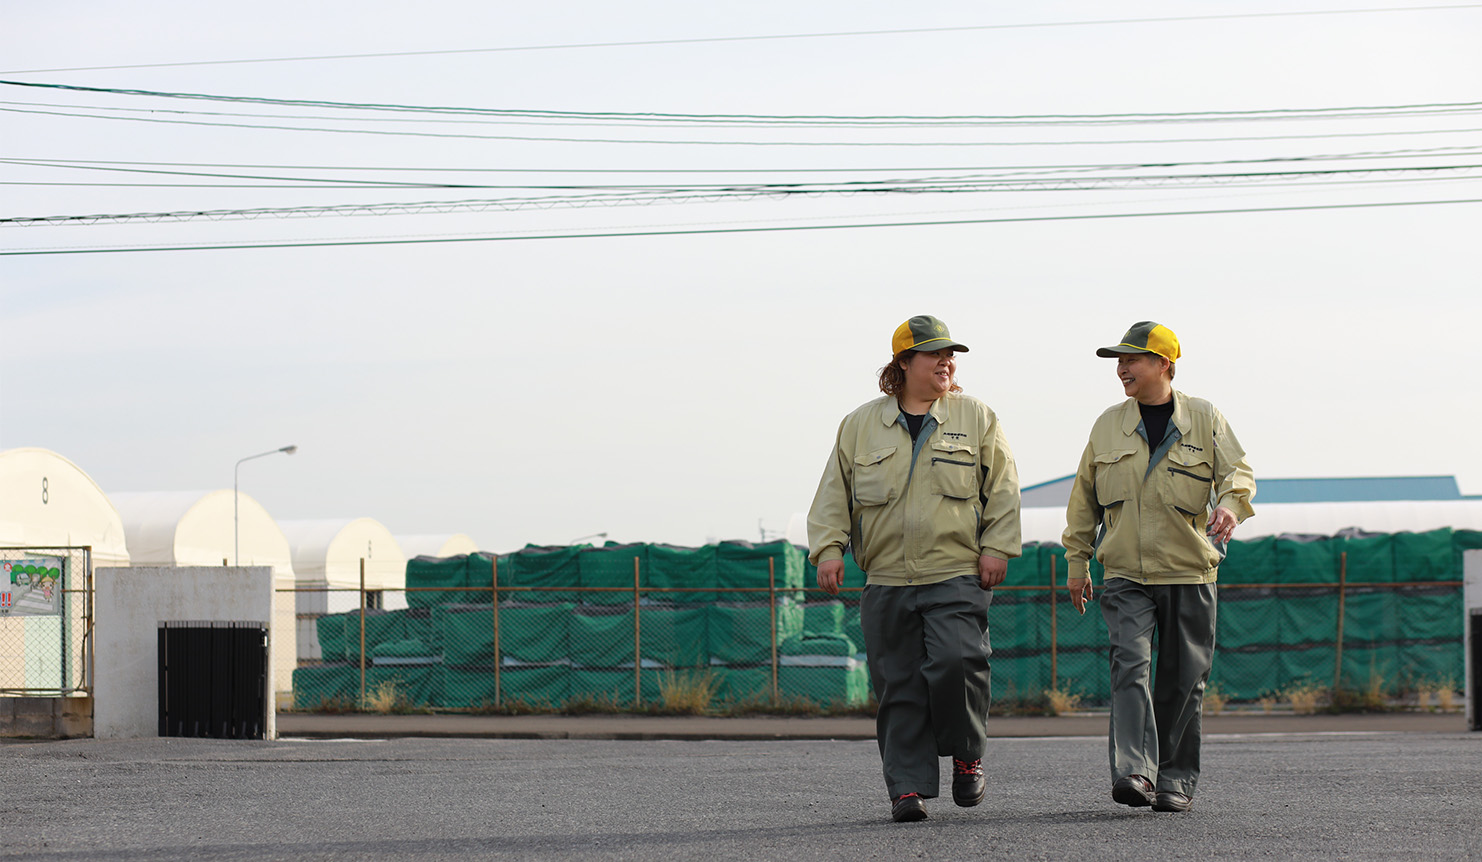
[235,445,298,566]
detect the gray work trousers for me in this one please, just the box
[1100,577,1217,798]
[860,574,992,800]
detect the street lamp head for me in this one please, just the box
[281,445,298,455]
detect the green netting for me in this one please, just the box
[371,638,434,659]
[1276,535,1340,584]
[578,544,648,605]
[506,545,581,602]
[319,609,411,662]
[366,665,439,706]
[435,603,573,665]
[1393,528,1455,581]
[1221,535,1276,585]
[292,664,357,708]
[716,541,805,592]
[570,606,636,667]
[1005,544,1049,585]
[1216,593,1280,648]
[986,655,1043,703]
[1053,594,1106,649]
[713,665,771,703]
[1455,529,1482,551]
[1340,533,1395,583]
[1280,592,1339,646]
[405,555,470,608]
[707,599,804,665]
[439,664,570,709]
[986,590,1046,652]
[1343,590,1399,644]
[648,544,716,604]
[779,664,868,706]
[1051,648,1110,701]
[640,606,708,667]
[782,632,858,657]
[1209,650,1281,699]
[1401,640,1463,686]
[462,553,496,604]
[570,668,670,706]
[840,600,866,656]
[802,600,845,636]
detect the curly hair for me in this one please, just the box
[878,350,962,397]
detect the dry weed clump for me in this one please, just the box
[1044,688,1082,716]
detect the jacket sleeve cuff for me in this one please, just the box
[812,546,845,567]
[1216,494,1255,523]
[1065,557,1091,582]
[978,548,1019,561]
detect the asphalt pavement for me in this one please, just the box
[1,714,1477,860]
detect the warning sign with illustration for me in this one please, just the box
[1,558,64,616]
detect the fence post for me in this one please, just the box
[1334,550,1348,688]
[359,557,367,708]
[769,557,778,702]
[1049,555,1058,691]
[492,555,501,708]
[634,556,642,707]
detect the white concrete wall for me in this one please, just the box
[1465,550,1481,732]
[94,566,275,739]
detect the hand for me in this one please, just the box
[978,555,1007,590]
[1207,505,1238,543]
[1068,577,1094,615]
[817,559,844,596]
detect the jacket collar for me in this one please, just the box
[1118,389,1189,436]
[880,394,951,426]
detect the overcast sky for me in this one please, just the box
[2,1,1479,551]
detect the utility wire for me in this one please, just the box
[6,163,1478,226]
[8,105,1482,148]
[4,197,1478,256]
[5,80,1480,125]
[3,5,1478,75]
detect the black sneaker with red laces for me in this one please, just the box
[891,792,928,822]
[952,757,986,807]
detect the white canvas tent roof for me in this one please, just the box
[1022,499,1482,544]
[394,533,479,559]
[278,518,405,590]
[0,447,129,567]
[110,490,296,583]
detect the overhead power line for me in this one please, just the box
[5,79,1480,126]
[4,197,1479,257]
[7,105,1481,148]
[3,5,1479,75]
[5,162,1479,226]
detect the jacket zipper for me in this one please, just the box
[932,457,974,467]
[1167,466,1212,483]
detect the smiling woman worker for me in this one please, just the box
[1063,321,1255,814]
[808,315,1021,823]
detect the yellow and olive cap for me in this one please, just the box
[1096,321,1181,362]
[891,315,969,355]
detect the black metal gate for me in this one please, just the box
[157,621,267,739]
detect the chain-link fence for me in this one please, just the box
[0,546,92,696]
[286,531,1479,713]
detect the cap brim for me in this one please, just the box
[1095,345,1153,358]
[912,337,969,353]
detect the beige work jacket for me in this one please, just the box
[808,393,1021,587]
[1062,390,1255,585]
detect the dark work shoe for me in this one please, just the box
[1111,774,1155,808]
[1153,790,1192,812]
[891,792,928,822]
[952,757,986,807]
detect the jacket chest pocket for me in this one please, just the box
[1165,445,1214,515]
[1094,448,1140,506]
[929,441,978,500]
[853,446,898,507]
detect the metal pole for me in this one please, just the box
[769,557,778,702]
[634,556,642,707]
[359,557,367,708]
[492,556,502,708]
[1334,550,1348,688]
[1049,555,1058,690]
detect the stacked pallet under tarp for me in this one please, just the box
[293,528,1482,709]
[293,540,864,710]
